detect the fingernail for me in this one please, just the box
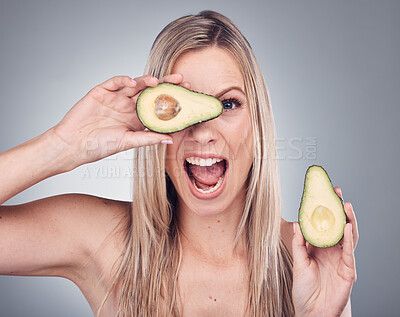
[293,222,296,234]
[161,140,173,144]
[337,190,344,203]
[131,78,137,84]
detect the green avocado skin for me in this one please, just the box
[136,83,223,134]
[298,165,346,248]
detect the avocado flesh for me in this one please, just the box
[136,83,223,133]
[299,165,346,248]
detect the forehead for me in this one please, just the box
[171,47,244,96]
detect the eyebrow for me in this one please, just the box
[214,86,245,99]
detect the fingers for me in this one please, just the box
[120,75,159,98]
[99,74,191,96]
[341,223,357,281]
[334,186,343,202]
[120,130,173,151]
[159,73,183,84]
[98,74,193,117]
[160,73,192,90]
[133,75,159,89]
[292,222,310,270]
[97,75,158,99]
[108,74,191,104]
[344,201,359,249]
[130,75,160,103]
[100,76,137,91]
[181,81,191,89]
[334,187,358,249]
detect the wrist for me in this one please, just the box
[37,127,80,174]
[0,127,80,204]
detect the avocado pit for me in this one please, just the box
[310,205,335,232]
[154,94,181,121]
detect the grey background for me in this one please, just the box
[0,0,398,316]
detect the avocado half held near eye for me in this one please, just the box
[298,165,347,248]
[136,83,223,133]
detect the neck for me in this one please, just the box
[176,195,247,264]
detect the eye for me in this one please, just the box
[222,98,242,111]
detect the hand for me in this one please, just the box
[292,187,358,317]
[51,74,186,169]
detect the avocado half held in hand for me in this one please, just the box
[299,165,346,248]
[136,83,223,133]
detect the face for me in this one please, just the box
[165,47,254,216]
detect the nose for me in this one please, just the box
[187,120,217,146]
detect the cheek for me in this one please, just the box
[229,116,254,160]
[246,124,254,158]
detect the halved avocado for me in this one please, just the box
[299,165,346,248]
[136,83,223,133]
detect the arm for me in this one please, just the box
[0,128,84,279]
[0,128,74,205]
[0,121,131,281]
[0,74,181,280]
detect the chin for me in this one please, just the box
[181,196,230,217]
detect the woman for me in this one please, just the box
[0,10,357,316]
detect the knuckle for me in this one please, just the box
[143,75,157,83]
[119,75,132,82]
[111,75,123,81]
[90,85,104,97]
[134,75,148,81]
[110,75,130,85]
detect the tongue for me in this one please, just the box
[188,161,225,188]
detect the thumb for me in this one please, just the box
[120,130,173,151]
[292,222,310,270]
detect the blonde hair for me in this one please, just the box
[98,10,293,316]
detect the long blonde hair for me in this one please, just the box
[99,10,293,316]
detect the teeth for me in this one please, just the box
[191,176,224,194]
[186,157,223,167]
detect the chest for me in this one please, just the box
[81,247,249,317]
[176,256,248,316]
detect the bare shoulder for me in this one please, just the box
[22,193,130,252]
[56,193,131,250]
[280,218,294,257]
[49,193,131,277]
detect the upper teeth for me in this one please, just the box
[186,157,223,167]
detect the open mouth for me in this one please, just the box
[184,156,228,195]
